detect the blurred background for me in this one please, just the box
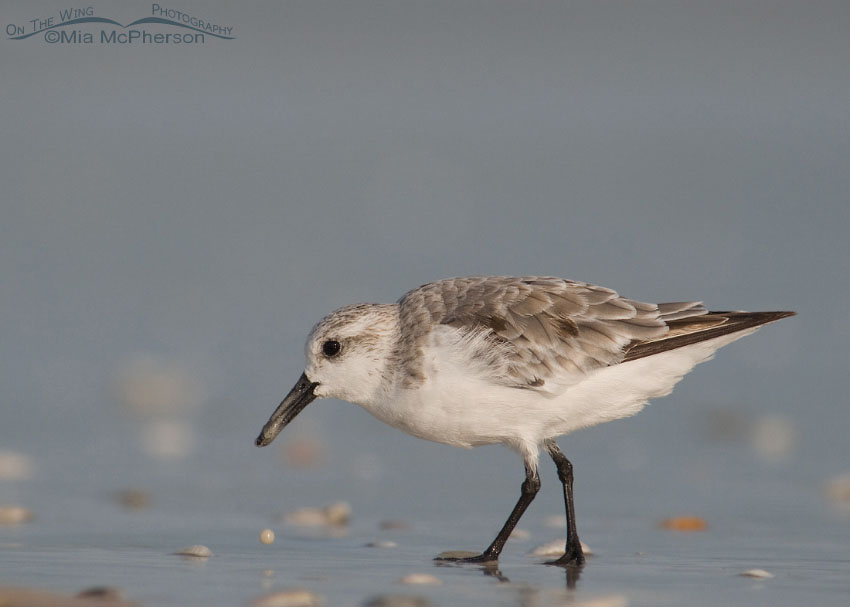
[1,2,848,605]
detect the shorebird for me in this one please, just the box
[256,276,794,566]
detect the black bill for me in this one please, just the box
[255,372,319,447]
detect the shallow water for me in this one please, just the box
[2,397,849,606]
[3,505,849,606]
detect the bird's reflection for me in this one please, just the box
[433,558,582,589]
[479,560,510,583]
[560,563,582,589]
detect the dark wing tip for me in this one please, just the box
[708,310,797,322]
[623,309,795,363]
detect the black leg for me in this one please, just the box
[436,464,540,563]
[544,440,585,567]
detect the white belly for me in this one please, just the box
[356,328,759,463]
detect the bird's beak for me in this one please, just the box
[255,372,319,447]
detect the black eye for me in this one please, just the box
[322,340,341,358]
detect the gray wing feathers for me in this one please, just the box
[398,276,687,389]
[656,301,708,321]
[396,276,793,391]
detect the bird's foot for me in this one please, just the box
[543,536,585,567]
[435,550,498,564]
[544,550,585,568]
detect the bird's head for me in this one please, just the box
[255,303,398,447]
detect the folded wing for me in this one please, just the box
[397,276,793,391]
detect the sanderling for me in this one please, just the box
[256,276,794,566]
